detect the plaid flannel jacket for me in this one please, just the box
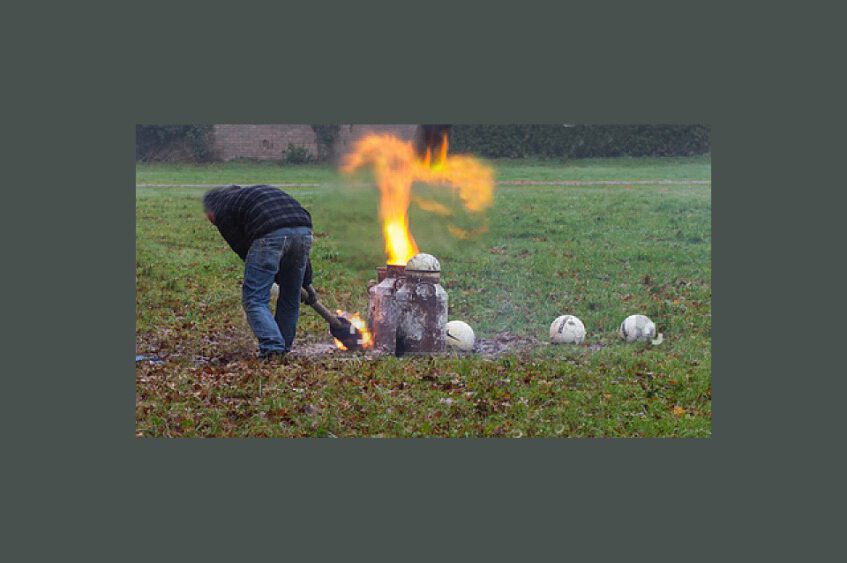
[203,185,313,285]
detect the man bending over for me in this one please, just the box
[203,185,316,360]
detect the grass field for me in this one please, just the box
[136,155,711,184]
[136,156,711,437]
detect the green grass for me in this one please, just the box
[136,155,711,185]
[136,161,338,185]
[136,156,711,437]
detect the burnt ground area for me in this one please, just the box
[136,330,543,366]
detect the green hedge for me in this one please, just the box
[136,124,710,162]
[449,125,710,159]
[135,125,215,162]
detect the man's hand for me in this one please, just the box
[301,284,318,306]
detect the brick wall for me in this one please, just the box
[212,124,319,161]
[333,124,418,159]
[212,124,419,162]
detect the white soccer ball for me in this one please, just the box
[405,253,441,272]
[619,314,657,342]
[446,320,475,351]
[549,315,586,344]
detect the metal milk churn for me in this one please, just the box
[367,264,405,355]
[394,253,448,355]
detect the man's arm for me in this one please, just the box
[302,258,313,288]
[217,222,249,260]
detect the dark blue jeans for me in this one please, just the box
[242,226,312,354]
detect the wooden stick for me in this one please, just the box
[300,287,343,329]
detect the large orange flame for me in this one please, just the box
[341,133,494,265]
[333,309,373,350]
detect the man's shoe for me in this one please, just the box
[258,350,288,362]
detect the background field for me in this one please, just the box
[136,156,711,437]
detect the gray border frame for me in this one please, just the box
[13,1,827,560]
